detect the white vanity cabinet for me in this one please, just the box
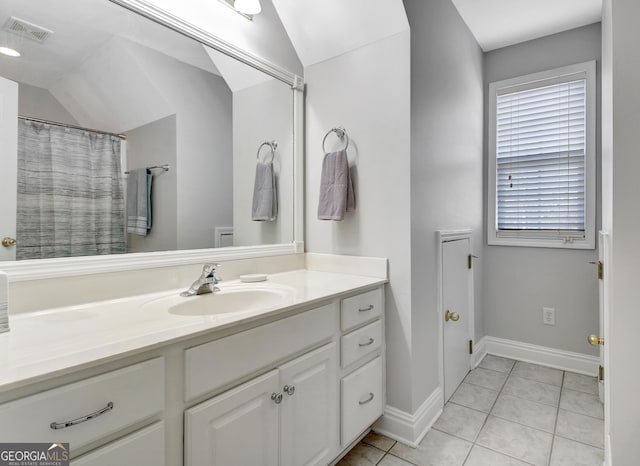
[71,422,165,466]
[185,342,338,466]
[0,274,386,466]
[339,288,385,447]
[278,342,338,466]
[0,358,165,464]
[185,370,280,466]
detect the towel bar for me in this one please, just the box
[322,127,349,153]
[125,164,169,175]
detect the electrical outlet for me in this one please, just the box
[543,307,555,326]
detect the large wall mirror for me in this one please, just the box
[0,0,302,270]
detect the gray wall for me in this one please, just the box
[18,83,78,125]
[483,24,602,356]
[233,79,294,246]
[126,115,177,253]
[304,0,484,417]
[304,30,413,412]
[405,0,485,408]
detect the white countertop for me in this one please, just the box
[0,269,385,393]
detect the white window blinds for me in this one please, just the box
[496,79,586,234]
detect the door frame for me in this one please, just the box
[600,231,612,465]
[437,229,474,406]
[0,76,18,261]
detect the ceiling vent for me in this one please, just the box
[3,16,54,44]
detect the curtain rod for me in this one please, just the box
[18,115,127,140]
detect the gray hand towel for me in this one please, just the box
[252,161,277,221]
[317,149,355,220]
[126,168,153,236]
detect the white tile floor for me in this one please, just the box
[337,355,604,466]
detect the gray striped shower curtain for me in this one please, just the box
[16,120,126,260]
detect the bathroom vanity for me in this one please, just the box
[0,263,386,465]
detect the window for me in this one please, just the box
[487,61,596,249]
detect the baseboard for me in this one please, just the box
[472,337,487,368]
[373,387,443,447]
[478,336,599,376]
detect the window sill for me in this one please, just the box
[488,234,595,250]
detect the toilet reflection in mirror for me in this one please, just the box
[0,0,295,261]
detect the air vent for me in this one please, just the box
[3,16,53,44]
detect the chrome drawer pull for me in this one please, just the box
[358,305,374,312]
[359,393,375,405]
[359,338,375,347]
[271,393,283,404]
[50,402,114,430]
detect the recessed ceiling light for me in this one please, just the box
[0,46,20,57]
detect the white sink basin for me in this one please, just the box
[140,284,292,317]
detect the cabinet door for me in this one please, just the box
[279,342,338,466]
[71,423,164,466]
[184,370,279,466]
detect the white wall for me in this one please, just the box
[126,115,177,253]
[232,79,293,246]
[271,0,409,67]
[602,0,640,462]
[405,0,484,409]
[17,83,78,125]
[304,31,412,412]
[483,24,602,356]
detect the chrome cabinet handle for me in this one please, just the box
[283,385,295,396]
[271,393,283,404]
[359,393,375,405]
[50,402,114,430]
[358,305,374,312]
[359,338,375,347]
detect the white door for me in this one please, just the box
[0,76,18,261]
[184,370,280,466]
[279,342,338,466]
[443,238,472,401]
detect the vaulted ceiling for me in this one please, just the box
[450,0,603,51]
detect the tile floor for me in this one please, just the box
[337,355,604,466]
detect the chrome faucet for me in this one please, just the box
[181,264,222,297]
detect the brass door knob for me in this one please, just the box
[445,310,460,322]
[1,237,16,248]
[588,335,604,346]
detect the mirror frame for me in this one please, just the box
[1,0,304,282]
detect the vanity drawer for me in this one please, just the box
[0,358,164,451]
[185,303,337,401]
[71,422,164,466]
[341,288,382,332]
[341,356,383,446]
[341,319,382,368]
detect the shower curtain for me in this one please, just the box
[16,120,126,260]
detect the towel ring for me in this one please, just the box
[257,141,277,163]
[322,127,349,153]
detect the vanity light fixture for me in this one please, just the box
[0,46,20,57]
[234,0,262,15]
[217,0,254,19]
